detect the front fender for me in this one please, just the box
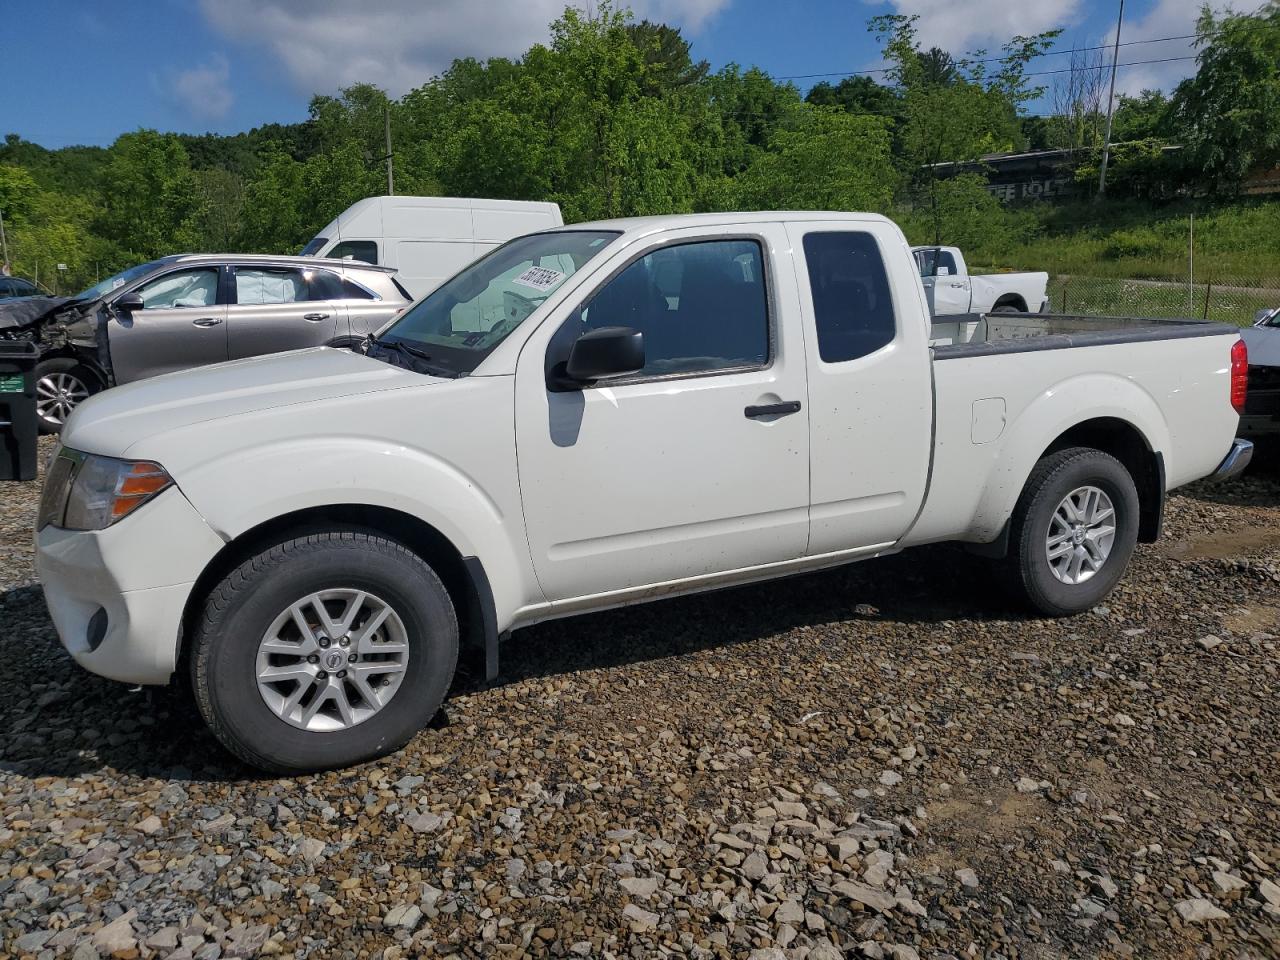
[174,435,539,629]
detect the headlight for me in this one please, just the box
[37,448,173,532]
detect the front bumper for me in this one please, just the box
[1208,438,1254,482]
[36,486,225,685]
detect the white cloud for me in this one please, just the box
[1103,0,1204,96]
[197,0,732,98]
[881,0,1085,56]
[171,54,234,121]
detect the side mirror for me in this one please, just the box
[936,266,951,277]
[562,326,644,385]
[114,291,145,312]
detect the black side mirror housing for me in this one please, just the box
[562,326,644,385]
[114,291,145,312]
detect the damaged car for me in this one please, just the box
[1239,306,1280,440]
[0,254,412,432]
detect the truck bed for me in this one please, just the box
[905,311,1242,551]
[930,312,1236,357]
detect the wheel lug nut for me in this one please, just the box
[348,653,358,663]
[339,635,350,647]
[307,655,319,664]
[317,671,327,680]
[319,637,330,648]
[337,670,347,679]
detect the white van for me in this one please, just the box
[300,196,564,298]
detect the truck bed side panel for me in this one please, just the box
[905,331,1239,547]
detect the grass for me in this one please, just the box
[963,197,1280,286]
[1046,275,1274,326]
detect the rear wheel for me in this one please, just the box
[190,531,458,773]
[991,303,1023,314]
[1005,447,1139,615]
[34,357,97,433]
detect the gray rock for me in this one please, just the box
[622,903,659,931]
[954,867,979,889]
[384,903,422,930]
[1174,899,1229,923]
[741,850,769,881]
[619,876,660,898]
[14,930,54,952]
[93,910,138,953]
[834,879,897,913]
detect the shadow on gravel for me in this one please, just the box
[455,543,1030,695]
[0,583,241,783]
[2,543,1020,781]
[1179,438,1280,507]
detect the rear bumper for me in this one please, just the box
[1209,438,1253,482]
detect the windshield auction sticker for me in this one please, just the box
[512,266,566,292]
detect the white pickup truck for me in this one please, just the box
[913,244,1049,316]
[36,212,1251,773]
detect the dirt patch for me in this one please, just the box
[1221,604,1280,635]
[1158,523,1280,560]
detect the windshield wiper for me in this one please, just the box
[369,337,459,378]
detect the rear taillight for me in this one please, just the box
[1230,338,1248,414]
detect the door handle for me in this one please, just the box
[192,317,222,327]
[745,400,802,419]
[303,313,330,322]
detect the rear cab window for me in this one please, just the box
[803,232,897,363]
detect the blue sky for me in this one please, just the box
[6,0,1206,149]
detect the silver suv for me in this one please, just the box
[29,254,412,431]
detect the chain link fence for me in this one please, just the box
[1047,274,1279,326]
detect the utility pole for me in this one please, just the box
[1097,0,1125,196]
[384,105,395,196]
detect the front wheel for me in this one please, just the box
[34,357,98,433]
[190,531,458,773]
[1005,447,1139,616]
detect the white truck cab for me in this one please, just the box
[37,212,1250,773]
[913,245,1049,316]
[301,196,564,298]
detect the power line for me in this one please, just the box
[775,18,1280,82]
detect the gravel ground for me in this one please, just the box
[2,436,1279,960]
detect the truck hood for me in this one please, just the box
[62,347,440,456]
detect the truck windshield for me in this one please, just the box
[371,230,620,377]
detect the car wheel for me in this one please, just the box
[190,531,459,774]
[1006,447,1139,616]
[34,357,97,433]
[991,304,1022,313]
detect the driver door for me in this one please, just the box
[514,227,811,602]
[108,267,228,383]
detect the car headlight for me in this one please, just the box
[38,447,173,532]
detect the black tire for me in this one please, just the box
[190,531,458,774]
[1005,447,1139,616]
[991,303,1023,314]
[33,357,99,434]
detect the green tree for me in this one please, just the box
[735,107,897,211]
[1112,90,1171,142]
[98,131,205,259]
[1169,2,1280,193]
[0,164,40,224]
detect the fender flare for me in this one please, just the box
[968,373,1170,541]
